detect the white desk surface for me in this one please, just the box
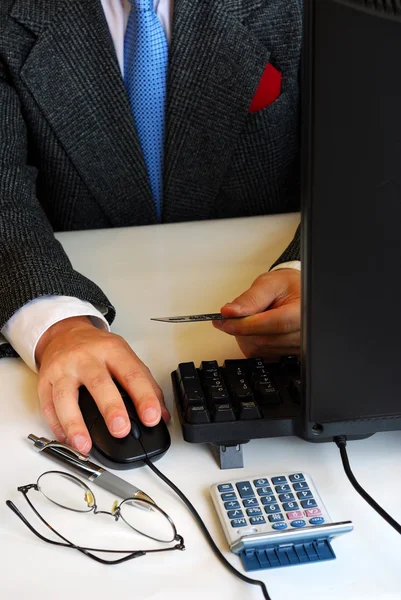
[1,214,400,600]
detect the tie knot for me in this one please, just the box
[131,0,154,12]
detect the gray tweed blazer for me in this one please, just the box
[0,0,302,359]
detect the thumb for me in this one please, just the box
[221,275,279,317]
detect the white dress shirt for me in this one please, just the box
[0,0,300,372]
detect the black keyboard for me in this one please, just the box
[171,356,302,467]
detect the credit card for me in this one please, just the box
[150,313,246,323]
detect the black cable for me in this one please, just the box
[334,436,401,535]
[144,458,271,600]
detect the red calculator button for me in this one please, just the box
[304,508,322,517]
[286,510,303,519]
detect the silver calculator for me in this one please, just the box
[210,471,353,571]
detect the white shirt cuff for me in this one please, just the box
[270,260,301,272]
[1,296,110,373]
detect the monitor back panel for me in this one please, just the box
[301,1,401,434]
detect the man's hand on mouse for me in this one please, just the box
[35,316,170,453]
[213,268,301,358]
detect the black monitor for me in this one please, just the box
[301,0,401,441]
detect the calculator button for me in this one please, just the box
[221,492,237,501]
[268,513,284,522]
[309,517,325,525]
[236,482,254,498]
[257,486,273,496]
[304,508,322,517]
[243,498,258,507]
[250,516,266,525]
[301,499,318,509]
[231,518,247,528]
[279,493,295,502]
[296,490,313,499]
[224,501,240,510]
[253,478,269,487]
[287,510,303,520]
[289,473,305,483]
[290,519,306,528]
[247,507,262,516]
[283,501,299,511]
[272,523,288,531]
[227,509,244,519]
[275,484,291,493]
[261,495,276,505]
[264,503,280,514]
[218,484,233,492]
[271,476,287,485]
[293,482,309,491]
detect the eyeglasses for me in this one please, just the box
[6,470,185,565]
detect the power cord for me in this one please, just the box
[144,458,271,600]
[334,436,401,535]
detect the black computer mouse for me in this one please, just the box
[78,384,171,470]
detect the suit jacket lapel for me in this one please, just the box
[163,0,271,222]
[11,0,156,226]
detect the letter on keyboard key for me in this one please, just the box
[185,405,210,424]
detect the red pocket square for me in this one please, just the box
[249,63,282,113]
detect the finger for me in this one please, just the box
[84,370,132,438]
[215,303,300,336]
[110,352,164,427]
[236,332,300,359]
[220,275,280,317]
[52,376,92,453]
[38,379,67,443]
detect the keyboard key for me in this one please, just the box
[260,495,276,505]
[253,478,269,487]
[304,508,322,517]
[290,519,306,528]
[238,401,261,420]
[243,498,258,507]
[287,377,302,404]
[268,513,284,522]
[218,484,233,492]
[236,482,254,498]
[279,493,295,502]
[293,482,309,491]
[177,362,198,381]
[185,405,210,424]
[301,499,318,509]
[180,379,206,406]
[246,507,262,516]
[275,484,291,493]
[221,492,237,501]
[272,522,288,531]
[289,473,305,483]
[252,376,281,406]
[250,516,266,525]
[200,361,219,378]
[309,517,325,525]
[271,476,287,485]
[286,510,303,520]
[257,486,273,496]
[296,490,313,499]
[211,403,236,422]
[224,501,240,510]
[231,518,247,528]
[283,501,299,511]
[264,503,280,514]
[227,509,244,519]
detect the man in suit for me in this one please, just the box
[0,0,302,453]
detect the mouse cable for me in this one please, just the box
[144,458,271,600]
[334,436,401,535]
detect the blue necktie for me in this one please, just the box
[124,0,168,221]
